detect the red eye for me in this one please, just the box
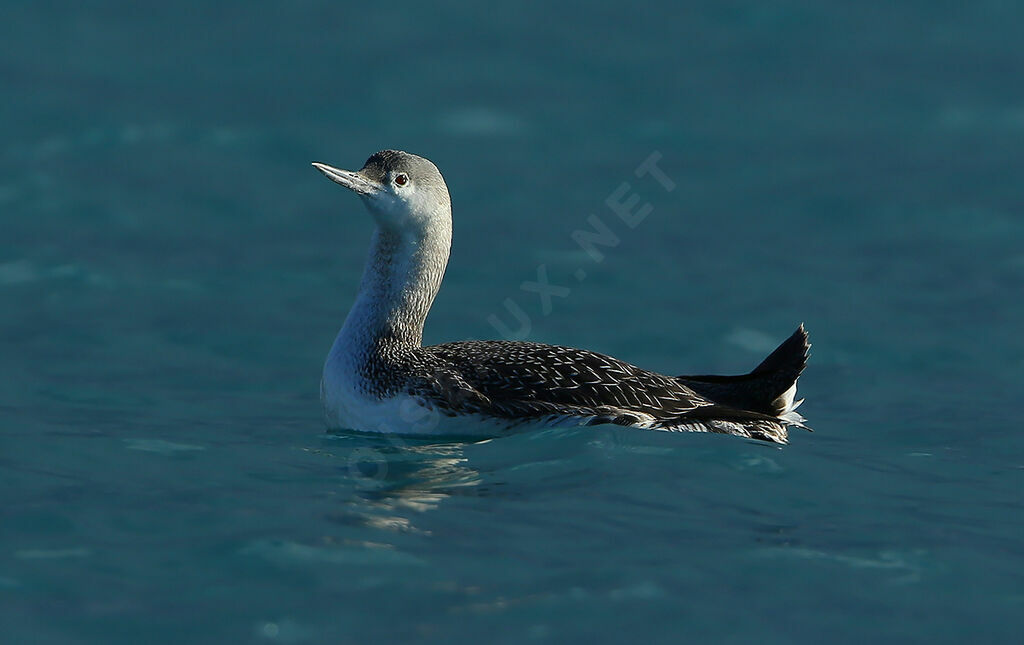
[395,173,408,186]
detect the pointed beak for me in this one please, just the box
[311,162,383,197]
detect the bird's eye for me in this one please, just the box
[394,173,409,186]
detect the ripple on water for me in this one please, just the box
[239,538,424,568]
[123,438,206,455]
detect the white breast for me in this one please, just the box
[320,376,516,437]
[322,346,483,436]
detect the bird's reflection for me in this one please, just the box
[317,431,486,534]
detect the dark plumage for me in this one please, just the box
[355,326,810,444]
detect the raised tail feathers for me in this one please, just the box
[677,324,810,425]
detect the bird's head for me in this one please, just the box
[313,150,451,235]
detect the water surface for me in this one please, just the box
[2,1,1023,643]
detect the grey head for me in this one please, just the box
[312,150,451,233]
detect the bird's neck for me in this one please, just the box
[339,224,451,350]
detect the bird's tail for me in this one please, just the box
[676,324,810,428]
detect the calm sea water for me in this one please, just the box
[2,1,1023,643]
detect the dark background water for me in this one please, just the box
[2,1,1022,643]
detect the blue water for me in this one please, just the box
[3,1,1023,642]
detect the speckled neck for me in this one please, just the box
[337,222,451,352]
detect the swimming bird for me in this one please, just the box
[312,150,809,443]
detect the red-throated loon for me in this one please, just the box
[312,150,809,443]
